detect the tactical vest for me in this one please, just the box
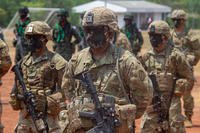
[144,47,175,93]
[20,51,59,95]
[71,46,132,104]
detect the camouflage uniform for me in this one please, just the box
[0,39,12,133]
[171,9,200,127]
[14,7,31,64]
[115,31,132,51]
[121,14,144,55]
[140,21,194,133]
[9,21,67,133]
[53,9,81,61]
[60,7,153,133]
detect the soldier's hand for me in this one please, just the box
[59,110,68,121]
[35,94,47,113]
[12,39,17,47]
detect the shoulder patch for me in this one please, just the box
[52,53,67,70]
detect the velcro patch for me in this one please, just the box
[86,12,94,24]
[27,24,33,32]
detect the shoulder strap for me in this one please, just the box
[115,47,132,104]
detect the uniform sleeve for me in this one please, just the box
[71,27,82,45]
[0,40,12,78]
[172,50,194,94]
[61,54,78,100]
[173,51,193,80]
[120,52,153,119]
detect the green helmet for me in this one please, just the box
[25,21,51,40]
[57,9,69,17]
[82,7,118,31]
[171,9,187,20]
[124,14,133,20]
[148,20,170,37]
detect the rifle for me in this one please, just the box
[74,72,121,133]
[11,64,49,133]
[149,73,169,133]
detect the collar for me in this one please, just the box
[74,44,120,75]
[23,49,50,66]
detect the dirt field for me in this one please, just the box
[0,30,200,133]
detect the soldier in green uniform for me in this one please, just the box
[9,21,67,133]
[170,9,200,127]
[121,14,144,55]
[13,7,31,64]
[0,39,12,133]
[53,9,81,61]
[140,20,194,133]
[60,7,153,133]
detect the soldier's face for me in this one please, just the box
[124,19,132,26]
[84,26,110,49]
[173,19,186,28]
[58,15,66,23]
[26,35,47,53]
[149,33,166,52]
[19,12,27,19]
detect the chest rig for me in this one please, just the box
[73,47,131,104]
[21,53,57,95]
[145,47,175,93]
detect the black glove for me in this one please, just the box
[12,39,17,47]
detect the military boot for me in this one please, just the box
[184,116,193,128]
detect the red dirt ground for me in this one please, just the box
[1,31,200,133]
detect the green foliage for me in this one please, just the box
[0,0,92,27]
[1,0,199,28]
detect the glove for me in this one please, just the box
[52,44,57,51]
[35,94,47,113]
[12,39,17,47]
[9,93,22,110]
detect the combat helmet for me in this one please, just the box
[25,21,51,40]
[124,14,133,20]
[82,7,118,31]
[171,9,187,20]
[57,9,69,17]
[148,20,170,38]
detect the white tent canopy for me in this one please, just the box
[73,0,127,13]
[72,0,171,13]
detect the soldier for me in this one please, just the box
[121,14,144,55]
[13,7,31,64]
[170,9,200,127]
[53,9,81,61]
[140,20,194,133]
[0,39,12,133]
[9,21,67,133]
[60,7,153,133]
